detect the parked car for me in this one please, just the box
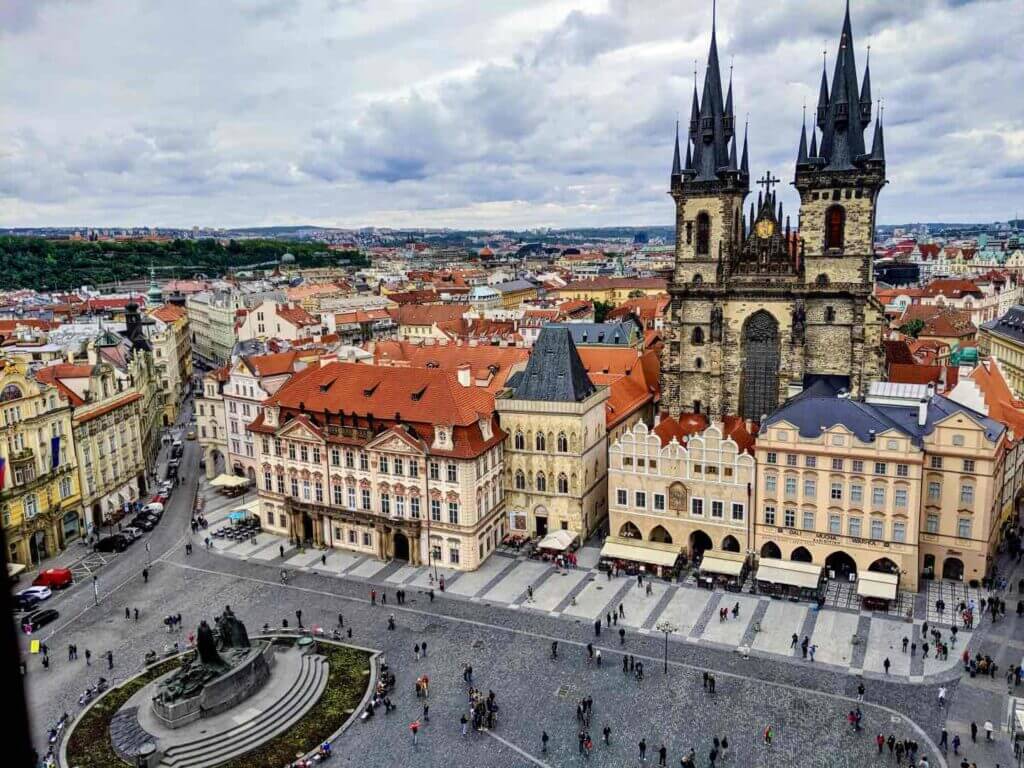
[143,502,164,516]
[94,535,129,553]
[186,429,197,440]
[32,568,73,590]
[150,494,168,505]
[13,593,41,612]
[122,527,144,542]
[22,608,60,634]
[130,517,156,531]
[158,480,174,494]
[17,585,52,602]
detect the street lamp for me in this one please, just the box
[655,620,677,674]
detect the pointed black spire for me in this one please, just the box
[777,200,783,223]
[870,104,886,164]
[749,201,755,232]
[809,127,818,159]
[815,0,869,171]
[671,120,682,178]
[688,76,700,138]
[859,46,873,126]
[797,115,809,166]
[740,120,749,176]
[684,141,693,173]
[728,133,738,171]
[816,51,830,129]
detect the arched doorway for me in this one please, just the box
[922,553,936,579]
[649,525,673,544]
[721,535,740,552]
[869,557,899,574]
[740,310,780,421]
[791,546,813,563]
[393,532,410,561]
[619,521,641,540]
[826,551,858,579]
[246,466,256,483]
[689,530,712,560]
[760,541,781,559]
[233,463,245,477]
[942,557,964,581]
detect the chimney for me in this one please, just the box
[917,398,928,427]
[457,363,471,387]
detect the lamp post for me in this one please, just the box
[655,620,677,675]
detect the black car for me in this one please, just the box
[13,593,41,612]
[22,608,59,633]
[94,534,129,553]
[131,516,157,531]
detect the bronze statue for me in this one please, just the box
[216,606,251,649]
[791,303,806,344]
[196,620,222,665]
[710,306,723,342]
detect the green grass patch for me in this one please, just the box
[218,643,370,768]
[65,657,184,768]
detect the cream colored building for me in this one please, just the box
[187,291,242,366]
[249,362,506,570]
[756,383,1010,591]
[0,357,82,566]
[608,421,754,561]
[496,327,609,540]
[197,366,229,478]
[149,304,193,427]
[979,305,1024,399]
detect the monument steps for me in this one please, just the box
[160,653,328,768]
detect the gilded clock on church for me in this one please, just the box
[755,219,776,239]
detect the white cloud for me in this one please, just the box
[0,0,1021,227]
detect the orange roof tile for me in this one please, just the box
[150,303,187,323]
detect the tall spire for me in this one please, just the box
[688,72,700,138]
[870,101,886,164]
[740,119,749,176]
[859,45,872,126]
[728,133,738,171]
[797,107,809,166]
[816,50,830,129]
[671,121,682,178]
[809,126,818,159]
[814,0,869,171]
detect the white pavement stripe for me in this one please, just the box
[485,731,553,768]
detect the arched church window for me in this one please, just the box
[695,357,704,370]
[696,213,711,256]
[815,273,829,287]
[825,205,845,250]
[691,327,704,345]
[535,432,546,452]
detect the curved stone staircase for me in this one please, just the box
[159,653,328,768]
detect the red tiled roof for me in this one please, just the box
[389,304,466,327]
[653,412,708,445]
[922,279,983,299]
[883,339,915,367]
[276,304,319,328]
[969,358,1024,440]
[244,351,299,377]
[898,306,976,339]
[150,303,187,323]
[34,364,95,406]
[75,392,142,423]
[371,341,528,394]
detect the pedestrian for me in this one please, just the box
[659,743,667,766]
[703,671,709,690]
[619,602,624,618]
[902,636,909,653]
[295,609,303,628]
[461,714,468,737]
[938,686,947,707]
[410,719,420,746]
[984,720,994,741]
[911,642,917,656]
[423,703,429,722]
[606,612,612,627]
[623,655,629,674]
[67,644,74,662]
[125,606,131,620]
[884,657,891,675]
[720,735,729,760]
[763,725,773,746]
[603,725,611,745]
[279,544,284,558]
[371,589,376,605]
[732,601,739,618]
[142,567,149,583]
[106,650,114,670]
[338,613,344,627]
[791,633,798,649]
[321,553,326,566]
[952,733,960,755]
[809,644,817,662]
[639,738,647,762]
[939,729,948,752]
[382,591,387,605]
[595,649,602,666]
[415,643,420,661]
[857,682,865,701]
[619,627,626,645]
[85,649,91,666]
[594,619,601,637]
[421,641,427,657]
[541,731,548,752]
[876,733,884,753]
[970,721,978,742]
[708,674,716,693]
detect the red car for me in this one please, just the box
[151,494,167,504]
[32,568,73,590]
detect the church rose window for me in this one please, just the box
[696,213,711,256]
[825,205,845,250]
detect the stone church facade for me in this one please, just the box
[661,5,886,423]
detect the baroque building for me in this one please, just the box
[662,5,886,423]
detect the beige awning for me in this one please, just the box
[856,571,899,601]
[754,559,823,590]
[699,552,746,578]
[7,562,26,578]
[538,529,577,552]
[210,474,250,488]
[600,536,681,568]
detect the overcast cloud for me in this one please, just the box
[1,0,1021,229]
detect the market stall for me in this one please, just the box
[697,551,749,591]
[599,535,682,579]
[209,473,251,496]
[754,558,825,602]
[856,570,899,611]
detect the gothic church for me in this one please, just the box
[661,3,886,422]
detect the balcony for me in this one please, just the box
[10,447,34,464]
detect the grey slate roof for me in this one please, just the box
[509,326,596,403]
[494,279,536,294]
[554,320,640,347]
[764,393,1004,447]
[982,305,1024,344]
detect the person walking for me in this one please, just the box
[857,682,865,701]
[619,627,626,645]
[602,725,611,745]
[876,733,885,753]
[541,731,548,753]
[125,606,131,620]
[460,714,468,737]
[415,643,420,661]
[938,686,947,707]
[134,608,139,622]
[939,729,948,752]
[594,619,601,637]
[421,641,427,658]
[902,636,909,653]
[658,743,667,766]
[790,633,799,649]
[883,657,891,675]
[85,649,91,666]
[410,719,420,746]
[763,725,773,746]
[970,721,978,742]
[951,733,960,755]
[142,567,149,583]
[295,609,303,629]
[106,650,114,670]
[638,738,647,762]
[984,720,994,741]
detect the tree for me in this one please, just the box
[898,318,925,338]
[593,300,616,323]
[627,289,645,299]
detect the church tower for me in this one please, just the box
[662,2,885,423]
[663,6,750,418]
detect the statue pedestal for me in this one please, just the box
[152,642,275,729]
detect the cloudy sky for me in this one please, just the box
[2,0,1021,229]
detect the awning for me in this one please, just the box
[538,529,577,552]
[857,571,899,601]
[210,474,250,489]
[754,559,823,590]
[699,552,746,578]
[7,562,26,578]
[600,536,681,568]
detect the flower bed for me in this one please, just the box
[65,656,184,768]
[62,641,370,768]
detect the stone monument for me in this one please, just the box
[152,606,273,728]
